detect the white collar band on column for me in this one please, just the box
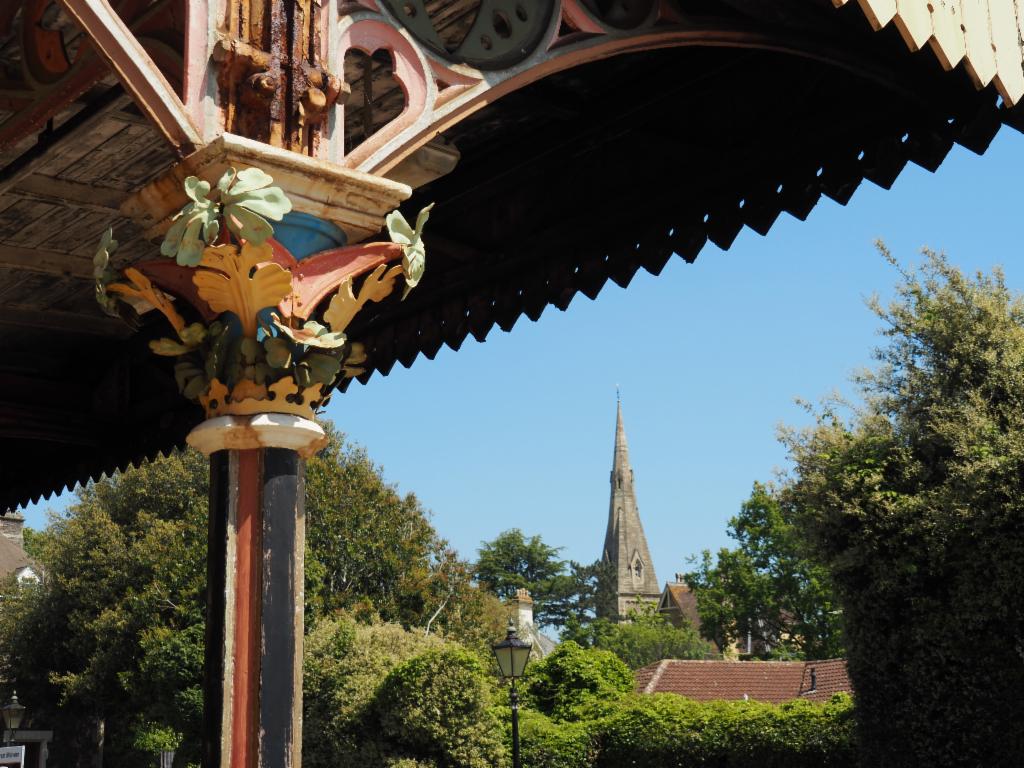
[186,413,328,458]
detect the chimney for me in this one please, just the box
[512,588,534,628]
[674,573,686,584]
[0,510,24,548]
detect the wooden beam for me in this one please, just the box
[57,0,202,156]
[0,89,132,197]
[0,306,134,337]
[15,175,123,211]
[0,244,94,279]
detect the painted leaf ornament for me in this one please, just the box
[264,337,293,369]
[92,163,428,420]
[160,177,219,266]
[386,203,433,298]
[300,353,342,385]
[219,167,293,244]
[151,338,196,356]
[323,263,403,334]
[93,227,120,317]
[107,267,186,334]
[193,242,293,337]
[271,314,347,349]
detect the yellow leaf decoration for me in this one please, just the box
[107,267,186,335]
[193,241,292,337]
[323,263,403,334]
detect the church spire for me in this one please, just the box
[601,398,661,618]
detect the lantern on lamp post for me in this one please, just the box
[2,692,25,746]
[491,619,532,768]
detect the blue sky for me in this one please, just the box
[21,126,1024,586]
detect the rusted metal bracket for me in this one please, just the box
[215,1,347,154]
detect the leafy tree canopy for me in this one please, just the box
[475,529,573,627]
[563,604,713,669]
[685,482,844,660]
[522,641,634,721]
[783,250,1024,766]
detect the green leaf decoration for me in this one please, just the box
[186,176,211,203]
[220,167,292,245]
[245,363,273,385]
[240,337,263,365]
[224,339,243,388]
[271,314,347,349]
[386,203,433,299]
[264,336,292,369]
[302,352,342,385]
[205,322,230,382]
[150,338,194,356]
[178,322,207,346]
[93,227,120,317]
[160,176,219,266]
[93,227,118,279]
[174,360,207,399]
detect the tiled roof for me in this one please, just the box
[636,659,851,704]
[0,537,34,579]
[799,658,850,703]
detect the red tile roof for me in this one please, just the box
[636,659,851,704]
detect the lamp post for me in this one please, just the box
[492,619,532,768]
[2,692,25,746]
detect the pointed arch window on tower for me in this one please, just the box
[631,554,644,583]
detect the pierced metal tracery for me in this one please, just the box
[379,0,555,69]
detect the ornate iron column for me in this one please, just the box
[98,142,426,767]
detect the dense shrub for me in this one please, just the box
[302,616,444,768]
[523,641,634,720]
[594,693,856,768]
[518,710,597,768]
[512,690,856,768]
[375,646,506,768]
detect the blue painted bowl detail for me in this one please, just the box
[274,211,347,260]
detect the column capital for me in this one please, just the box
[187,413,327,458]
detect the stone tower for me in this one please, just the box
[601,399,661,617]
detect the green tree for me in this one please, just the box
[304,616,505,768]
[685,482,843,659]
[0,426,495,767]
[303,615,445,768]
[522,641,634,721]
[783,250,1024,766]
[375,647,505,768]
[475,529,574,627]
[305,422,441,626]
[0,448,209,768]
[563,604,712,669]
[564,559,618,625]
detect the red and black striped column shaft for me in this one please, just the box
[203,447,305,768]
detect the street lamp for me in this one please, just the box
[2,692,25,746]
[492,619,532,768]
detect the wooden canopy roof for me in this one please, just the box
[0,0,1018,511]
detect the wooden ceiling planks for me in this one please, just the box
[0,0,1021,512]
